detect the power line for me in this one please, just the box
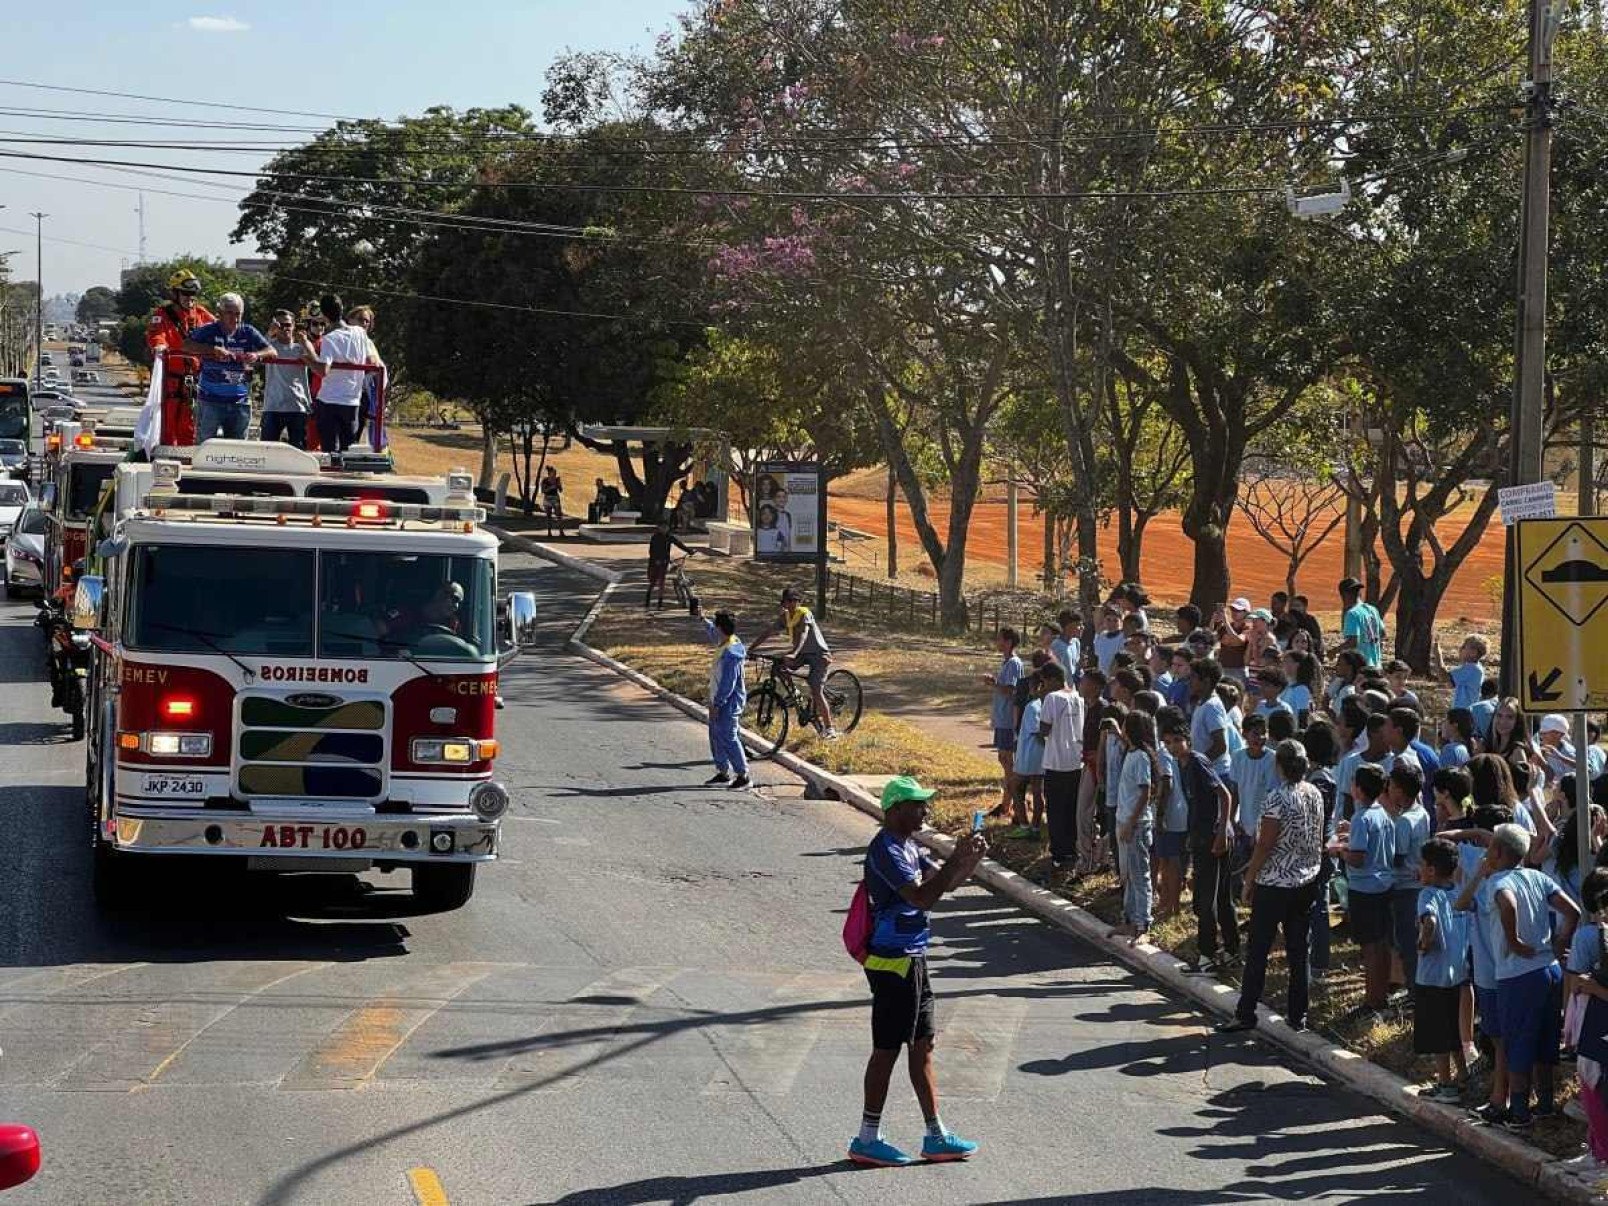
[0,145,1291,202]
[0,223,135,257]
[273,274,708,326]
[0,78,360,122]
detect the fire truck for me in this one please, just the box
[72,441,536,911]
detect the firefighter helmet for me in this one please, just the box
[167,269,202,293]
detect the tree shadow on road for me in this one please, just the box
[539,1161,853,1204]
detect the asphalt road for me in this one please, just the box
[0,552,1529,1204]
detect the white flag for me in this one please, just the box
[133,355,164,457]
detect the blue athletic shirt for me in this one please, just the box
[1479,867,1560,982]
[1416,884,1471,988]
[1449,662,1484,711]
[1347,802,1396,894]
[189,320,271,403]
[865,830,937,958]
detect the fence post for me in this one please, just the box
[930,592,937,628]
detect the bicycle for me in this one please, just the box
[742,652,864,757]
[669,555,700,613]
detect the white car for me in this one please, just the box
[0,482,26,540]
[4,504,46,597]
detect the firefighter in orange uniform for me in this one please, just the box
[146,269,215,447]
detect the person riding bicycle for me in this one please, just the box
[645,517,694,611]
[751,585,838,740]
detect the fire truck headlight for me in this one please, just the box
[470,781,509,822]
[442,741,474,763]
[411,738,445,763]
[146,731,212,757]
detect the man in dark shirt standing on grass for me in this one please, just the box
[644,518,693,611]
[851,776,987,1168]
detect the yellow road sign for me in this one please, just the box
[1515,517,1608,713]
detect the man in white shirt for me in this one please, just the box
[1036,663,1085,870]
[312,294,381,453]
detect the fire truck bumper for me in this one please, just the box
[108,809,499,863]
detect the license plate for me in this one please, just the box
[258,824,369,851]
[140,774,206,797]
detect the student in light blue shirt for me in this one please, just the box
[1385,762,1432,996]
[1415,838,1471,1099]
[1229,714,1278,835]
[1114,712,1159,940]
[1470,685,1499,746]
[1438,709,1474,769]
[1092,606,1125,674]
[1280,649,1320,727]
[1438,634,1488,712]
[1051,608,1082,682]
[1343,764,1396,1012]
[1462,824,1582,1128]
[1188,659,1232,778]
[1011,680,1047,839]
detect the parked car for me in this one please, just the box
[5,503,46,596]
[0,481,25,541]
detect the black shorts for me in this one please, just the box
[866,957,935,1051]
[1413,984,1463,1055]
[1349,889,1393,946]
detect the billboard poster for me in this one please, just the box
[753,461,823,563]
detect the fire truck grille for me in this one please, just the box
[236,695,386,800]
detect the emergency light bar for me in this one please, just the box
[137,490,486,527]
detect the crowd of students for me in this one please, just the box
[982,578,1608,1151]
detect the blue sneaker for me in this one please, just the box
[921,1131,979,1162]
[848,1137,915,1167]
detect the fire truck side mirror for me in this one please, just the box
[38,482,55,513]
[71,575,105,631]
[506,591,538,652]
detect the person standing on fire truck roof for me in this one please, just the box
[183,293,271,442]
[312,294,381,454]
[146,269,215,448]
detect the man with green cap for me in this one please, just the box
[850,775,987,1167]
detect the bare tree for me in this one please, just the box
[1234,456,1347,597]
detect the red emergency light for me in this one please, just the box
[73,432,94,448]
[353,500,389,521]
[160,696,196,722]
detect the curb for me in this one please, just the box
[540,555,1601,1202]
[491,526,624,584]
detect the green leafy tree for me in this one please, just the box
[112,257,264,366]
[75,286,118,326]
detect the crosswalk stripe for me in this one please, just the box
[933,994,1027,1101]
[493,966,675,1091]
[0,963,144,1028]
[279,963,497,1091]
[703,971,858,1097]
[51,962,330,1092]
[140,962,331,1089]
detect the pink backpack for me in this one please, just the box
[842,880,873,964]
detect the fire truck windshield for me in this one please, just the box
[129,545,316,656]
[67,462,115,519]
[321,551,495,661]
[126,544,496,661]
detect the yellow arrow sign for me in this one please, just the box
[1515,517,1608,713]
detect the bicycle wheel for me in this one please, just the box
[743,684,791,758]
[823,668,864,734]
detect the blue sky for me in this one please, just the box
[0,1,683,295]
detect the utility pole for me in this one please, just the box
[1499,0,1558,698]
[136,193,147,264]
[1582,411,1598,517]
[29,212,45,385]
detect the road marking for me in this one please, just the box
[0,963,145,1028]
[703,971,857,1097]
[494,966,675,1090]
[407,1167,450,1206]
[280,963,496,1091]
[48,962,329,1092]
[934,994,1027,1100]
[139,962,331,1088]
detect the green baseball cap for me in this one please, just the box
[880,775,937,811]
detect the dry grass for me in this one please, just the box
[387,427,623,491]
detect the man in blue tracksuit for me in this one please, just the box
[701,607,750,789]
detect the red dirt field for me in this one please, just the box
[828,492,1508,625]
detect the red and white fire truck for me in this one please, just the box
[40,422,124,602]
[73,441,536,911]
